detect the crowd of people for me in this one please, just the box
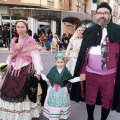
[0,2,120,120]
[0,23,72,52]
[34,27,72,51]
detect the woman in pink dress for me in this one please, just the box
[0,20,43,120]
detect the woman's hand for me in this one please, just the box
[34,74,40,81]
[80,74,86,81]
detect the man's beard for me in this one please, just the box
[97,18,110,27]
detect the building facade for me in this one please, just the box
[0,0,109,37]
[0,0,120,37]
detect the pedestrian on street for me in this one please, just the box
[65,26,85,76]
[0,20,43,120]
[43,54,72,120]
[2,26,10,48]
[62,33,69,50]
[44,32,52,51]
[70,2,120,120]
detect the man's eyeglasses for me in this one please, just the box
[96,12,110,16]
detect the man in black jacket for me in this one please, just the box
[70,2,120,120]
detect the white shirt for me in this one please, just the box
[89,28,107,55]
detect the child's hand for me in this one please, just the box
[41,73,49,81]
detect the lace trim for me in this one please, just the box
[1,95,25,102]
[0,104,40,114]
[0,96,41,120]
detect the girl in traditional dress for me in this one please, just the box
[0,21,43,120]
[65,26,85,75]
[43,54,72,120]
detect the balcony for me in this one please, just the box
[0,0,21,5]
[0,0,46,8]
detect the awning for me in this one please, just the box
[9,7,94,22]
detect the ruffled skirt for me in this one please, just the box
[0,96,41,120]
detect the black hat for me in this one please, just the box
[96,2,112,13]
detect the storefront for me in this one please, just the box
[1,6,95,37]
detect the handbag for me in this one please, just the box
[27,74,38,103]
[27,64,42,103]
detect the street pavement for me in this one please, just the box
[0,47,120,120]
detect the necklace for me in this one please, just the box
[19,34,26,39]
[18,34,26,43]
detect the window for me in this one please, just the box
[76,0,81,12]
[69,0,72,11]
